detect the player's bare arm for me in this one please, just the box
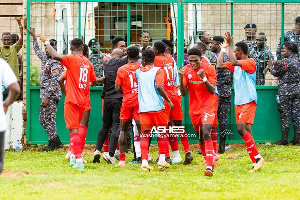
[58,75,66,95]
[115,84,123,94]
[157,85,174,110]
[197,69,215,95]
[224,31,241,66]
[3,82,20,113]
[178,68,187,96]
[37,34,63,61]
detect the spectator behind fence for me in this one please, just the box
[11,33,23,100]
[139,30,150,47]
[250,32,274,85]
[0,58,20,174]
[198,30,214,60]
[28,28,63,151]
[242,23,257,54]
[266,42,300,146]
[276,16,300,60]
[0,17,23,81]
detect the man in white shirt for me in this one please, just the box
[0,58,20,174]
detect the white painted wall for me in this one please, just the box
[4,102,23,150]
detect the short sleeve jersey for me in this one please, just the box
[61,54,97,107]
[115,62,140,104]
[154,54,177,97]
[0,58,17,131]
[183,62,217,115]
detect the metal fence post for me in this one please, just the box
[78,2,81,38]
[26,0,31,142]
[127,3,131,46]
[281,3,285,45]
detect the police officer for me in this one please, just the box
[242,23,257,54]
[28,28,63,151]
[250,32,274,85]
[88,38,105,85]
[267,42,300,145]
[210,36,233,153]
[276,16,300,60]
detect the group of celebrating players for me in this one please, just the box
[38,30,264,177]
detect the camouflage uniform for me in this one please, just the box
[270,55,300,143]
[276,30,300,60]
[205,49,215,63]
[210,52,232,141]
[33,37,62,140]
[89,53,105,85]
[250,45,274,85]
[242,39,257,55]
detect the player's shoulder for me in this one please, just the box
[246,58,256,65]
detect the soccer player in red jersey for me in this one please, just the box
[136,49,174,171]
[43,37,97,169]
[153,41,193,165]
[60,44,103,164]
[217,31,264,172]
[179,48,217,177]
[115,46,141,168]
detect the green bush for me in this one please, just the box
[30,65,40,86]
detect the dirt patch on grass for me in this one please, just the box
[1,169,32,177]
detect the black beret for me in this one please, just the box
[244,23,257,29]
[88,38,99,47]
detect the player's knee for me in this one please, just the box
[237,125,245,136]
[203,131,211,140]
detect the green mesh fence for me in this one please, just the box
[27,1,300,86]
[25,0,300,144]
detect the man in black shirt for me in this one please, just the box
[94,49,127,164]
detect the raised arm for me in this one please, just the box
[37,34,63,61]
[28,28,46,60]
[15,17,23,46]
[223,31,241,66]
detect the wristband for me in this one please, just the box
[221,48,226,53]
[44,40,50,45]
[19,26,23,28]
[202,76,207,82]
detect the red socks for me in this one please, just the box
[205,140,214,167]
[116,143,119,151]
[103,138,109,153]
[199,143,206,159]
[211,128,218,153]
[242,132,260,163]
[157,132,169,156]
[70,133,82,159]
[179,131,190,153]
[119,152,126,162]
[78,125,88,154]
[141,131,150,160]
[169,129,179,152]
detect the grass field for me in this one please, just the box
[0,144,300,200]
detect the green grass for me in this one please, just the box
[1,144,300,200]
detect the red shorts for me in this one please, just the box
[64,102,85,129]
[164,96,184,121]
[84,98,91,112]
[235,101,257,125]
[190,110,216,132]
[120,100,140,121]
[139,109,168,133]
